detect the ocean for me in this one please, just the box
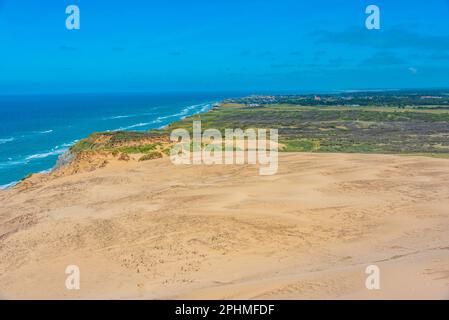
[0,93,231,188]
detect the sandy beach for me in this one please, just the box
[1,152,449,299]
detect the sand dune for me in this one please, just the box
[1,153,449,299]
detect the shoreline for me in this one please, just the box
[3,92,449,190]
[0,101,217,190]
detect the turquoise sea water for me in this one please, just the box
[0,93,231,188]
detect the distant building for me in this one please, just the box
[420,96,442,99]
[314,95,321,101]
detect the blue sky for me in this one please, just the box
[0,0,449,93]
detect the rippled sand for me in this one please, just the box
[1,153,449,299]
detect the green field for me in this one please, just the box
[160,103,449,155]
[72,102,449,157]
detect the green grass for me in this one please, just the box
[70,140,98,153]
[115,143,159,154]
[71,103,449,158]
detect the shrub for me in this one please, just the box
[138,152,163,161]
